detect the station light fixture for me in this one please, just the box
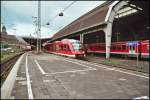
[46,12,64,26]
[46,22,50,25]
[59,12,63,16]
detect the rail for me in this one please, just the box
[0,52,24,86]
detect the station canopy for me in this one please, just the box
[52,1,114,41]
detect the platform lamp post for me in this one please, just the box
[34,1,64,53]
[37,0,41,53]
[32,16,38,53]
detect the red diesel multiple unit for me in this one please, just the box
[43,39,85,58]
[85,40,149,59]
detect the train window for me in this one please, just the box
[133,46,135,50]
[59,45,62,50]
[111,46,115,50]
[62,45,64,51]
[49,46,51,50]
[64,45,67,51]
[56,45,59,51]
[122,45,126,50]
[67,45,70,51]
[65,45,68,51]
[119,46,121,50]
[147,45,149,51]
[128,46,130,50]
[53,46,56,51]
[129,46,132,50]
[62,44,68,51]
[59,45,61,50]
[126,46,128,49]
[116,46,120,50]
[72,41,83,51]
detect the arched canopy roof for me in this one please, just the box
[51,1,114,41]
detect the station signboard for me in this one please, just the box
[126,41,138,46]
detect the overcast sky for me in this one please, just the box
[1,1,105,38]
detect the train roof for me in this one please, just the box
[61,39,80,43]
[54,41,61,43]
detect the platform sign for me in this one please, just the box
[126,41,138,46]
[127,41,139,67]
[127,41,138,54]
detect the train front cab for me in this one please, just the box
[71,40,85,58]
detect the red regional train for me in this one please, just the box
[25,45,32,51]
[85,40,149,59]
[21,45,32,51]
[43,39,85,58]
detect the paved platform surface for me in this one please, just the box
[10,52,149,99]
[85,54,149,73]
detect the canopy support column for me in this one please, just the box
[80,34,84,43]
[104,1,128,59]
[104,23,112,59]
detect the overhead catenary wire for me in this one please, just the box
[45,1,77,25]
[32,1,77,39]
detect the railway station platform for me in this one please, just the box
[1,52,149,99]
[85,54,149,74]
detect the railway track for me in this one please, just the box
[1,52,24,86]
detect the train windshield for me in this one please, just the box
[72,41,83,51]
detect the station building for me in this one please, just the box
[49,1,149,59]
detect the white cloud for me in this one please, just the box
[6,22,56,38]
